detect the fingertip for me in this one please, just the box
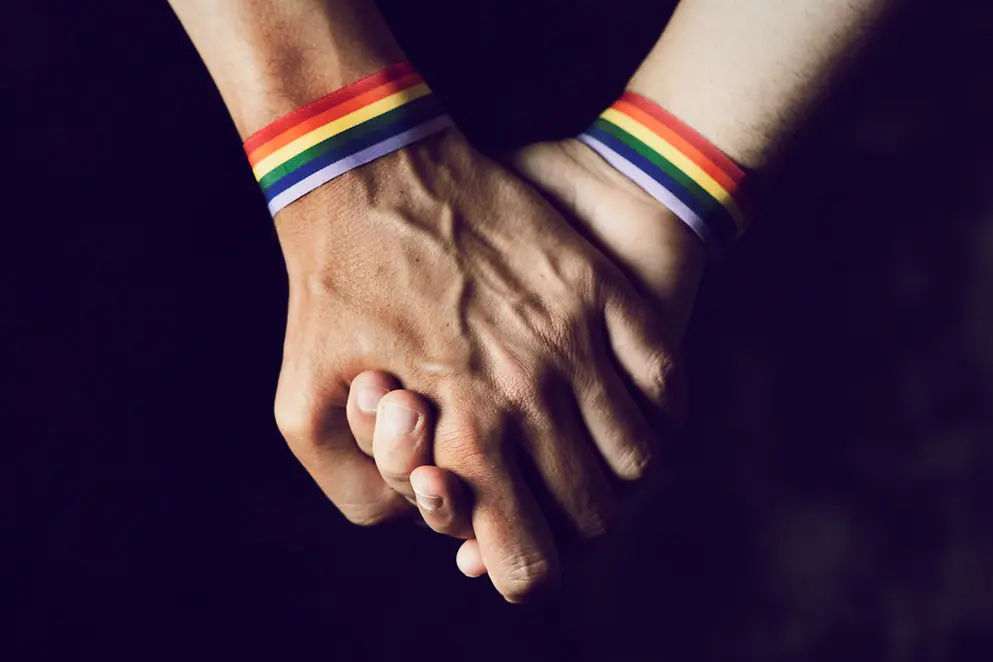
[373,389,433,468]
[371,389,436,504]
[456,539,486,578]
[350,371,400,402]
[432,406,556,601]
[409,465,448,500]
[376,389,433,425]
[346,371,399,455]
[410,466,474,539]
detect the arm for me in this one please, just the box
[355,1,898,579]
[515,0,892,336]
[628,0,891,168]
[167,0,405,137]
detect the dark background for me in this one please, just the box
[5,0,992,660]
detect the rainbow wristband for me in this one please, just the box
[579,92,750,257]
[243,62,453,217]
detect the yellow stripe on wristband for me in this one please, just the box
[252,83,432,180]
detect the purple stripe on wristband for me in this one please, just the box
[578,134,722,253]
[267,115,455,216]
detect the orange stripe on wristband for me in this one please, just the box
[243,61,416,159]
[246,72,424,167]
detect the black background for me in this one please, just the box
[5,1,993,660]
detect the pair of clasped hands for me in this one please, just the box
[167,0,878,606]
[274,126,707,603]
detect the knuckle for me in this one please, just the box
[576,506,615,540]
[502,377,543,415]
[564,253,602,298]
[499,551,557,603]
[339,503,395,528]
[377,466,413,485]
[430,511,460,537]
[644,348,678,404]
[436,423,493,467]
[273,390,325,446]
[615,444,653,481]
[576,516,609,540]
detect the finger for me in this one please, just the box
[346,370,400,457]
[368,390,476,537]
[275,383,411,526]
[575,348,658,481]
[409,465,474,539]
[433,400,559,603]
[518,373,616,538]
[372,390,432,500]
[456,539,486,578]
[603,288,684,418]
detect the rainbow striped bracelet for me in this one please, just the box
[579,91,749,257]
[243,62,453,217]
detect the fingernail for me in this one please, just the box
[413,489,443,512]
[357,387,388,413]
[381,403,420,436]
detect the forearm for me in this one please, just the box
[629,0,891,168]
[167,0,405,138]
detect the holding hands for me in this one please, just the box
[273,128,699,601]
[168,0,887,603]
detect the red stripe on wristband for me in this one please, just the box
[242,61,416,157]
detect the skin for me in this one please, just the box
[353,0,893,579]
[350,147,703,577]
[166,0,685,602]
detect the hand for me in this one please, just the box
[511,138,708,344]
[347,137,709,579]
[272,128,679,602]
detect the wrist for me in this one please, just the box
[577,91,750,260]
[245,61,453,219]
[563,136,707,341]
[273,125,466,256]
[560,137,708,273]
